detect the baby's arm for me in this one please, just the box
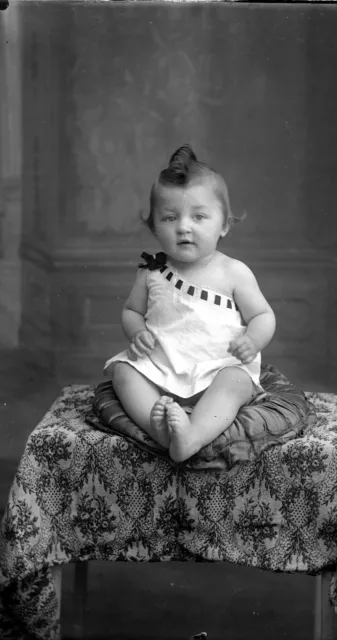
[122,269,155,359]
[229,260,275,363]
[122,268,148,340]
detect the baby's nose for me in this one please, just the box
[177,217,192,232]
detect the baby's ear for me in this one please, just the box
[220,226,229,238]
[220,215,234,238]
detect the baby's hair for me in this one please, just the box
[142,144,242,233]
[160,144,198,185]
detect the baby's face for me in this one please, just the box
[153,180,227,265]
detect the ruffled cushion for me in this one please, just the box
[87,364,316,471]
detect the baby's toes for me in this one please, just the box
[167,403,180,426]
[151,399,165,416]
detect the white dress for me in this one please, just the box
[104,258,262,399]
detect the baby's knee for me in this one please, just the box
[219,366,253,397]
[111,361,133,387]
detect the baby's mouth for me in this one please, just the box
[177,240,194,245]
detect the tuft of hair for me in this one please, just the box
[160,144,198,185]
[142,144,244,233]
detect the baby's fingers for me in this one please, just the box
[128,343,145,360]
[228,340,237,355]
[133,336,151,354]
[229,342,246,360]
[133,341,153,356]
[140,332,156,349]
[237,347,255,363]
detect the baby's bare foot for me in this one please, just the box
[150,396,173,448]
[166,402,197,462]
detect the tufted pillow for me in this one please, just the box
[88,364,316,471]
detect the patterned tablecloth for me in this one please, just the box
[1,382,337,639]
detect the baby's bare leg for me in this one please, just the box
[111,362,171,448]
[167,367,253,462]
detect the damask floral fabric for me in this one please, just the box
[1,370,337,639]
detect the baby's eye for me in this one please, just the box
[163,215,176,222]
[195,214,205,220]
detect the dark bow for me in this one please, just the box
[138,252,167,271]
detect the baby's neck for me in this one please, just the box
[166,250,232,297]
[168,251,221,274]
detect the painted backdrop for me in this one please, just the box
[10,3,337,385]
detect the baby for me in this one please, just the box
[104,145,276,462]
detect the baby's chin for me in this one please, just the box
[167,248,220,267]
[170,250,198,262]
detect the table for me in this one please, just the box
[1,380,337,639]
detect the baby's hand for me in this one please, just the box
[228,334,258,365]
[127,330,156,361]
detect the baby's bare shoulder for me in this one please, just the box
[218,255,256,289]
[227,258,253,275]
[218,254,251,275]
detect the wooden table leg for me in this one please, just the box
[51,565,63,639]
[314,570,335,640]
[72,561,89,640]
